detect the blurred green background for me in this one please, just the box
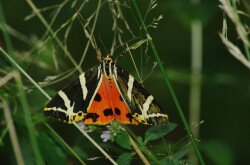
[0,0,249,164]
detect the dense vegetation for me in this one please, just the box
[0,0,249,164]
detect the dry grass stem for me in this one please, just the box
[73,122,118,165]
[220,33,250,70]
[0,71,25,164]
[129,135,150,165]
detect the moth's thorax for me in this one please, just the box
[104,75,115,88]
[101,58,117,77]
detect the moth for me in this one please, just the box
[44,56,168,125]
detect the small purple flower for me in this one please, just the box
[77,121,89,132]
[101,130,111,142]
[77,121,85,129]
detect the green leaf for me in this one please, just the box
[136,136,143,145]
[72,146,88,159]
[115,131,131,149]
[201,141,234,165]
[160,157,187,165]
[38,133,67,164]
[116,152,135,165]
[144,123,177,144]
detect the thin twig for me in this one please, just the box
[44,123,86,165]
[42,0,70,38]
[131,0,205,164]
[220,33,250,70]
[128,135,150,165]
[0,23,33,46]
[1,93,25,165]
[219,0,250,59]
[25,0,83,72]
[78,0,102,66]
[64,0,89,54]
[189,16,203,165]
[0,71,18,87]
[0,4,43,163]
[0,47,51,100]
[73,122,118,165]
[126,43,141,81]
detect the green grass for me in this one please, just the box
[1,0,190,164]
[131,0,205,164]
[0,4,43,164]
[2,0,248,164]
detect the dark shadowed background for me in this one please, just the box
[0,0,249,164]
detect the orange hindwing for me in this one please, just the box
[44,57,168,125]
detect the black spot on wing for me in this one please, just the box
[94,93,102,102]
[115,108,121,115]
[82,66,102,110]
[119,95,123,101]
[83,113,99,122]
[103,108,113,116]
[126,113,133,123]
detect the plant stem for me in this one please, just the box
[16,72,45,164]
[189,0,203,163]
[25,0,83,72]
[131,0,205,164]
[0,47,51,100]
[1,96,25,165]
[0,4,44,164]
[190,3,203,138]
[128,135,150,165]
[73,122,118,165]
[124,126,161,164]
[78,0,102,67]
[231,0,250,60]
[44,123,86,165]
[126,43,141,81]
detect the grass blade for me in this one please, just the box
[1,96,25,165]
[131,0,205,164]
[0,4,44,164]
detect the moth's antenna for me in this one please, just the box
[113,37,139,55]
[113,37,139,64]
[114,37,148,64]
[125,43,141,82]
[98,35,109,59]
[76,11,102,62]
[114,44,127,64]
[141,61,157,83]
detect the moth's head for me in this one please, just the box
[103,55,113,64]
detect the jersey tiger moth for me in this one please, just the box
[44,56,168,125]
